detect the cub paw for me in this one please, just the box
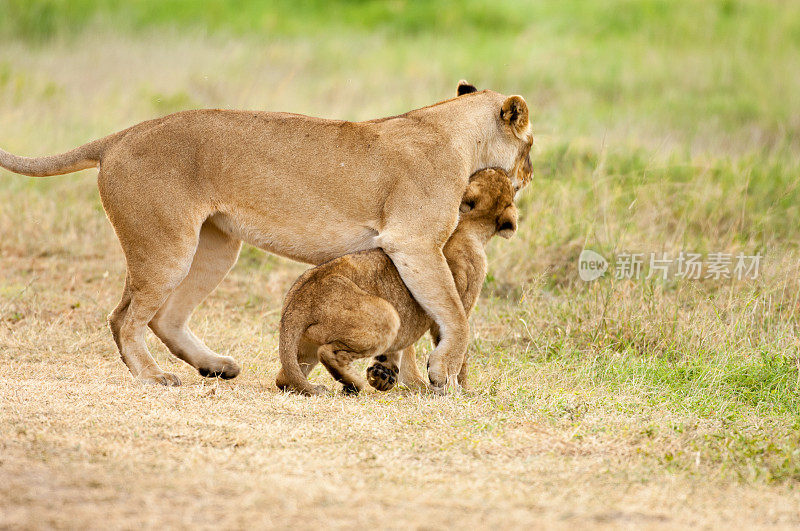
[366,362,398,392]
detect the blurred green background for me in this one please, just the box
[2,0,799,276]
[3,0,798,148]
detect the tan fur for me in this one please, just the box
[275,168,517,395]
[0,83,532,388]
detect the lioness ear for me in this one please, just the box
[457,80,478,96]
[500,95,530,138]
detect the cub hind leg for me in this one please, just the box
[304,277,401,395]
[318,344,369,395]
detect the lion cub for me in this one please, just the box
[275,168,517,395]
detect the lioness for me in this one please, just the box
[0,81,532,389]
[276,168,516,395]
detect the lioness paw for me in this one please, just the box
[426,357,452,392]
[197,356,241,380]
[138,371,181,387]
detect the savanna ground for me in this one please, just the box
[1,1,800,528]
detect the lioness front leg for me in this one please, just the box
[430,324,469,389]
[378,241,468,390]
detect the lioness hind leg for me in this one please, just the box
[110,272,187,386]
[112,243,197,386]
[149,220,242,379]
[108,275,132,354]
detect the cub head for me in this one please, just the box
[458,167,518,241]
[456,81,534,193]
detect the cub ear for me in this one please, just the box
[459,180,481,213]
[500,95,530,138]
[457,80,478,96]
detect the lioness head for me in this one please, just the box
[458,167,518,241]
[457,81,534,193]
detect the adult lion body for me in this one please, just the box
[0,82,533,389]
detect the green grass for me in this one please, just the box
[0,0,528,40]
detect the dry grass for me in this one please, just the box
[2,10,800,528]
[3,238,800,529]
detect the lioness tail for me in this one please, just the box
[0,132,121,177]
